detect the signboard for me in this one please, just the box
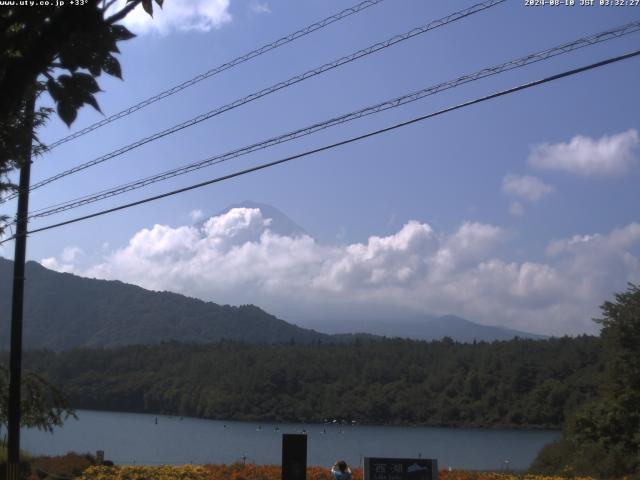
[282,434,307,480]
[364,457,438,480]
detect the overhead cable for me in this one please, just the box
[25,21,640,220]
[45,0,387,151]
[1,48,636,244]
[2,0,505,205]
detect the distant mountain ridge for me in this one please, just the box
[206,202,546,341]
[311,314,546,342]
[425,314,547,341]
[0,255,545,352]
[0,258,331,351]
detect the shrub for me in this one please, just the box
[27,452,97,480]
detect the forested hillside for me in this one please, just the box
[22,335,602,428]
[0,258,330,350]
[530,284,640,478]
[0,258,544,349]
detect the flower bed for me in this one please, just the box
[77,464,210,480]
[73,465,594,480]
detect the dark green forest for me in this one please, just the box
[530,284,640,478]
[19,335,602,429]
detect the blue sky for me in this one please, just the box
[2,0,639,336]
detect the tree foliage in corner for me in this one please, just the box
[0,0,163,430]
[0,0,163,200]
[0,363,75,435]
[531,283,640,478]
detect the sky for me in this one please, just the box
[1,0,639,336]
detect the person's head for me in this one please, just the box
[336,461,348,472]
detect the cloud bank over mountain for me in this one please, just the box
[40,206,640,336]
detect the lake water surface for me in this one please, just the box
[22,410,559,471]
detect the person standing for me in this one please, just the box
[331,460,353,480]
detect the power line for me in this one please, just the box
[2,48,636,245]
[45,0,387,151]
[24,21,640,220]
[1,0,505,205]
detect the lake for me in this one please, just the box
[22,410,559,471]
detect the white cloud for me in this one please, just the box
[112,0,232,35]
[547,223,640,256]
[432,222,506,274]
[502,174,553,201]
[528,129,639,176]
[41,246,84,273]
[315,221,436,292]
[40,208,640,336]
[249,1,270,14]
[189,209,204,221]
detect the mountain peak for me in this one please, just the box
[201,201,309,238]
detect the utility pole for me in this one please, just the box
[6,91,35,480]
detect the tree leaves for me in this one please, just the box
[69,72,101,94]
[2,0,151,140]
[49,73,103,126]
[0,363,76,433]
[111,24,136,42]
[46,78,63,103]
[534,284,640,478]
[57,101,78,127]
[48,15,132,125]
[102,55,122,79]
[142,0,153,16]
[122,0,164,19]
[0,0,162,202]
